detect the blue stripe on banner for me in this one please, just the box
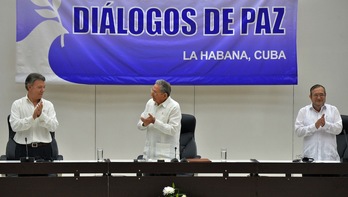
[16,0,298,85]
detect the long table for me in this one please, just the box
[0,160,348,196]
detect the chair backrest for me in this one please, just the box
[5,114,62,160]
[7,115,15,140]
[5,115,17,160]
[336,115,348,160]
[179,114,197,159]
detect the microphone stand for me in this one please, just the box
[20,137,35,162]
[171,147,179,162]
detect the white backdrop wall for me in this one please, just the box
[0,0,348,161]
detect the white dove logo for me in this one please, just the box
[16,0,69,83]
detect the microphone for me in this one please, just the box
[20,137,35,162]
[25,137,29,160]
[171,147,179,162]
[342,129,348,162]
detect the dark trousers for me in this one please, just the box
[15,143,53,161]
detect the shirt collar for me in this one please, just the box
[310,103,327,112]
[26,95,43,106]
[156,96,171,108]
[25,95,33,105]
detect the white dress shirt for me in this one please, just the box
[295,103,342,161]
[137,96,181,160]
[10,95,59,144]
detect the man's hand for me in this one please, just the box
[315,114,325,129]
[140,113,156,127]
[33,101,43,119]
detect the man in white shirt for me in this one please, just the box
[295,84,342,162]
[10,73,59,161]
[137,79,181,161]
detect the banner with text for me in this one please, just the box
[16,0,298,85]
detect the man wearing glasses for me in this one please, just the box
[295,84,342,162]
[137,79,182,161]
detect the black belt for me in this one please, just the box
[20,142,50,148]
[31,142,50,148]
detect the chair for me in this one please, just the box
[137,113,199,161]
[0,115,63,161]
[179,113,200,160]
[336,115,348,162]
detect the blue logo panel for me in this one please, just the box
[17,0,298,85]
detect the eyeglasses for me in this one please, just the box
[312,93,326,98]
[151,89,165,96]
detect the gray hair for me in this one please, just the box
[25,73,45,90]
[310,84,326,96]
[155,79,171,96]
